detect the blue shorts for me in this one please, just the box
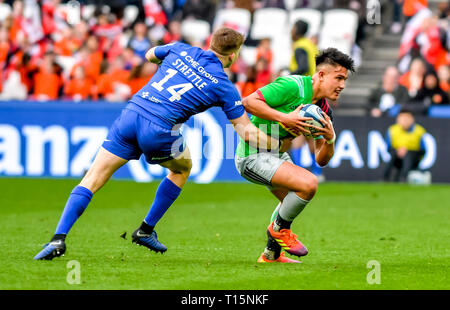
[102,108,186,164]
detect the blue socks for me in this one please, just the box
[144,177,182,227]
[53,178,181,239]
[55,186,93,235]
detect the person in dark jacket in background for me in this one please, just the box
[414,71,450,106]
[368,66,410,117]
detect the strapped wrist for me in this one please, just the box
[326,132,336,144]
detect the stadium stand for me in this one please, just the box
[250,7,288,40]
[318,9,358,56]
[0,0,448,118]
[213,8,251,35]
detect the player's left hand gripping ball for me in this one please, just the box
[311,111,335,141]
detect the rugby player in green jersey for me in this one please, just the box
[235,48,355,263]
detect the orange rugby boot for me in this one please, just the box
[257,251,302,263]
[267,222,308,257]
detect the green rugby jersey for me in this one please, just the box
[235,75,333,158]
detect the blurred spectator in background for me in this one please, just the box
[416,15,448,72]
[437,0,450,18]
[54,26,82,57]
[143,0,168,26]
[289,19,318,76]
[414,71,450,105]
[78,35,104,84]
[437,64,450,93]
[162,20,182,44]
[236,65,258,97]
[368,66,410,117]
[33,51,62,100]
[159,0,185,21]
[73,20,90,43]
[0,26,9,64]
[127,61,157,94]
[255,57,271,86]
[97,55,130,102]
[128,21,151,61]
[256,38,272,71]
[64,66,94,101]
[122,46,143,70]
[403,0,428,21]
[399,57,428,97]
[384,108,426,182]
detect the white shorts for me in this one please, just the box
[235,152,293,188]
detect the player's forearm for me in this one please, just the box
[145,48,162,64]
[241,124,280,151]
[315,140,334,167]
[230,113,280,151]
[243,95,287,123]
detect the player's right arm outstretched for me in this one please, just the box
[229,113,282,151]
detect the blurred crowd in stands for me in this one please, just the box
[0,0,372,103]
[0,0,448,116]
[369,0,450,117]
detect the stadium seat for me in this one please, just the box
[250,8,288,40]
[289,9,322,38]
[0,3,11,22]
[322,9,358,30]
[213,8,251,36]
[123,5,139,26]
[81,4,96,20]
[240,46,257,66]
[181,19,211,44]
[318,9,358,55]
[271,34,292,72]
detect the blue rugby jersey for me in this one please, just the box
[128,42,245,128]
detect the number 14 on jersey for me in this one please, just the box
[150,69,194,102]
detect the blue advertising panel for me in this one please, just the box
[0,101,448,182]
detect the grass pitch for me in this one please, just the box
[0,178,449,290]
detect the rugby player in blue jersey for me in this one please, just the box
[34,28,307,260]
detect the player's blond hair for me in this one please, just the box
[210,27,244,56]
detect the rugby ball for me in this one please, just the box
[298,104,325,138]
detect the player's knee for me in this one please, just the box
[173,160,192,175]
[300,174,318,199]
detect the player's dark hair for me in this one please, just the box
[316,48,355,73]
[399,107,413,115]
[210,27,244,56]
[293,20,309,37]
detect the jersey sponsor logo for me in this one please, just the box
[234,100,242,106]
[177,52,219,84]
[171,59,208,90]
